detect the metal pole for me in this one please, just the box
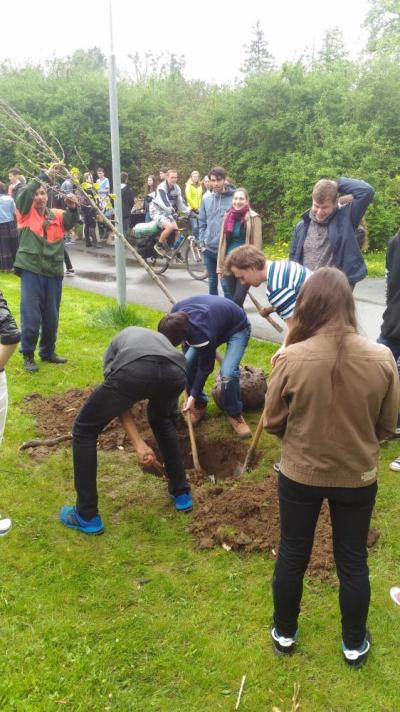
[108,0,126,305]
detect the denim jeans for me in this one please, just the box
[273,472,377,649]
[203,249,219,295]
[19,269,63,358]
[184,325,250,416]
[221,274,249,307]
[72,358,189,519]
[190,216,199,239]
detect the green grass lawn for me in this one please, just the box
[264,242,386,278]
[1,273,399,711]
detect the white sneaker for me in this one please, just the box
[0,517,12,536]
[390,587,400,606]
[389,457,400,471]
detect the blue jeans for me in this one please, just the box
[190,216,199,239]
[185,325,250,416]
[221,274,249,307]
[19,269,63,358]
[203,249,230,297]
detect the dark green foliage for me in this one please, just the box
[0,41,399,249]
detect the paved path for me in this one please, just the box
[64,241,385,344]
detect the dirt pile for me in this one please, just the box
[189,477,380,580]
[212,365,267,411]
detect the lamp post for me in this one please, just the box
[108,0,126,304]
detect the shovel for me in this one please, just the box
[248,292,283,333]
[235,407,266,477]
[185,410,201,471]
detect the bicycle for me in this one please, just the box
[131,215,207,279]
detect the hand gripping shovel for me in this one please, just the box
[235,407,266,477]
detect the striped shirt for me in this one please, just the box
[266,260,311,320]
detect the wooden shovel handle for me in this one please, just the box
[185,412,201,471]
[248,292,283,333]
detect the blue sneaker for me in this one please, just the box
[171,492,193,512]
[342,630,371,668]
[60,506,104,535]
[271,627,298,656]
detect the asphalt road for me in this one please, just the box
[64,241,386,345]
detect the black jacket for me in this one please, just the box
[380,231,400,342]
[121,184,135,218]
[0,292,21,346]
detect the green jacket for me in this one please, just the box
[14,178,78,278]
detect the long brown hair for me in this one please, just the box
[286,267,357,346]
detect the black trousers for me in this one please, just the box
[273,472,377,649]
[72,358,189,519]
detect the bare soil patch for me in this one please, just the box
[24,388,379,579]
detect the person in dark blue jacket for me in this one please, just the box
[289,177,374,288]
[158,295,252,438]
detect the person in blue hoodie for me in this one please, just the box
[158,295,252,439]
[199,167,235,296]
[289,177,374,288]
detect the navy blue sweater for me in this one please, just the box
[171,295,250,397]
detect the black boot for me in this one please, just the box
[23,353,39,373]
[41,353,68,364]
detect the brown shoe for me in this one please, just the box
[228,415,252,439]
[191,404,207,425]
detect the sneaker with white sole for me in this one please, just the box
[390,586,400,606]
[342,631,371,668]
[0,517,12,536]
[271,627,297,656]
[389,457,400,471]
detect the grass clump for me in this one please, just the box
[88,303,150,330]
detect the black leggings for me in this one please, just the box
[273,472,377,649]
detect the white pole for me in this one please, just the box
[108,0,126,304]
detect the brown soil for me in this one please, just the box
[24,388,379,579]
[212,365,267,411]
[190,477,380,580]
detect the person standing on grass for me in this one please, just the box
[216,188,262,306]
[0,182,17,272]
[60,326,192,535]
[264,267,399,667]
[199,167,235,296]
[289,176,374,288]
[14,167,79,373]
[158,295,252,439]
[0,290,21,536]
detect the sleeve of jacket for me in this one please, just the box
[289,224,300,260]
[337,177,374,230]
[0,292,21,345]
[176,187,190,215]
[249,215,262,250]
[190,343,216,398]
[375,354,400,441]
[198,200,207,246]
[263,355,290,438]
[216,219,227,273]
[62,207,79,231]
[15,178,42,215]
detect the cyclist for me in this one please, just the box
[150,169,191,257]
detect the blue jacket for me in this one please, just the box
[199,186,235,253]
[171,295,250,398]
[289,177,374,285]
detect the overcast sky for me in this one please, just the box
[1,0,371,84]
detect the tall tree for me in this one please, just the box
[317,27,349,65]
[241,20,275,76]
[364,0,400,58]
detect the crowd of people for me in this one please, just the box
[1,159,400,669]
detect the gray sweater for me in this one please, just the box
[103,327,187,378]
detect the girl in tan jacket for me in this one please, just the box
[217,188,262,306]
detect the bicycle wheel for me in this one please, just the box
[185,240,208,280]
[145,253,169,275]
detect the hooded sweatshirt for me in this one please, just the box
[198,186,235,253]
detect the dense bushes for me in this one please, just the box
[0,46,399,248]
